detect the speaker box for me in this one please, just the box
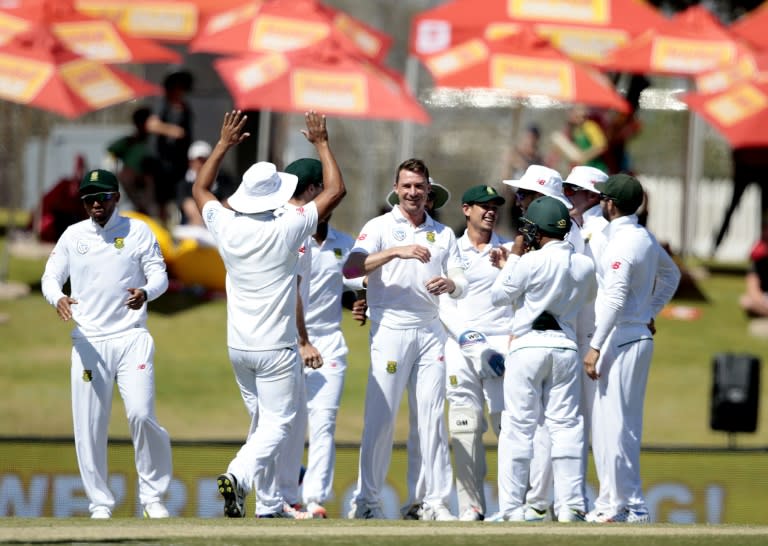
[710,353,761,433]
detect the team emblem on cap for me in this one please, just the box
[114,237,124,249]
[486,187,496,195]
[426,231,436,243]
[386,361,397,374]
[556,219,567,228]
[82,370,93,382]
[90,171,99,182]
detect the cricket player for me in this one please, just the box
[439,184,512,521]
[41,168,172,519]
[490,196,597,522]
[343,158,466,521]
[195,110,346,518]
[585,174,680,523]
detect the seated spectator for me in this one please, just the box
[740,218,768,318]
[32,155,89,242]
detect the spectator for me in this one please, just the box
[549,105,609,174]
[740,217,768,318]
[504,124,545,179]
[32,155,88,243]
[176,140,236,226]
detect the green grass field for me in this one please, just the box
[2,237,767,447]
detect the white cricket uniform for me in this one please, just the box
[590,215,680,516]
[526,207,608,515]
[41,212,172,515]
[202,199,318,516]
[301,226,359,505]
[439,230,512,516]
[350,206,463,514]
[491,239,596,520]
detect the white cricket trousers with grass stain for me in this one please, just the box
[71,329,172,515]
[227,346,301,516]
[497,331,584,518]
[591,324,654,515]
[353,319,452,513]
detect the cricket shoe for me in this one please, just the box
[459,506,485,521]
[143,502,170,518]
[608,507,650,524]
[422,504,457,521]
[401,503,423,520]
[484,508,524,522]
[557,508,587,522]
[306,501,328,519]
[585,509,616,523]
[348,502,385,519]
[90,506,112,519]
[217,473,245,518]
[524,505,553,522]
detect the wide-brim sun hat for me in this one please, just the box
[227,161,298,214]
[387,179,451,210]
[503,164,572,209]
[564,165,608,194]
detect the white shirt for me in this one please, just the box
[440,230,513,337]
[202,200,319,351]
[590,214,681,350]
[491,239,597,341]
[573,205,609,351]
[306,226,357,336]
[41,212,168,340]
[350,205,463,329]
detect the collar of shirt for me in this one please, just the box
[458,230,502,254]
[391,204,434,229]
[606,213,639,238]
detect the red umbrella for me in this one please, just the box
[682,76,768,149]
[191,0,392,62]
[214,42,429,123]
[696,50,768,95]
[598,5,750,77]
[410,0,666,63]
[422,29,629,112]
[0,0,181,62]
[730,2,768,51]
[0,25,161,117]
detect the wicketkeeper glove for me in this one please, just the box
[457,330,505,379]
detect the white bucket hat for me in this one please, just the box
[564,165,608,194]
[227,162,298,214]
[503,165,572,209]
[386,178,451,210]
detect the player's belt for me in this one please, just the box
[531,311,562,331]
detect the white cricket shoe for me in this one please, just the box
[557,508,586,522]
[143,502,170,518]
[422,504,457,521]
[585,509,616,523]
[90,506,112,519]
[306,501,328,519]
[524,505,553,522]
[459,506,484,521]
[484,508,524,522]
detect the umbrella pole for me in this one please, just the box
[257,109,271,162]
[398,55,420,161]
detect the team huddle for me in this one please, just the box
[41,110,680,522]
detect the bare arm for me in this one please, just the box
[296,277,322,369]
[193,110,249,212]
[342,245,431,279]
[302,112,346,220]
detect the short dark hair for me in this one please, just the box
[395,158,429,184]
[132,106,152,129]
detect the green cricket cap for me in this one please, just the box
[80,169,119,194]
[285,158,323,195]
[462,185,505,205]
[594,173,644,213]
[523,196,571,236]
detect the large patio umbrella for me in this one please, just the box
[0,0,181,62]
[213,41,429,123]
[410,0,666,64]
[696,50,768,95]
[0,25,161,117]
[730,2,768,51]
[190,0,392,62]
[422,28,629,112]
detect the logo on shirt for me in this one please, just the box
[392,228,406,242]
[82,369,92,382]
[426,231,436,243]
[76,240,89,254]
[205,208,217,224]
[137,363,147,370]
[449,374,458,387]
[295,206,305,215]
[299,245,306,255]
[152,242,162,258]
[386,361,397,374]
[612,261,621,270]
[113,237,124,249]
[333,248,343,259]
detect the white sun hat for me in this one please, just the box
[503,164,572,209]
[187,140,212,161]
[564,165,608,194]
[227,162,298,214]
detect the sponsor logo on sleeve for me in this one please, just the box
[295,206,305,215]
[152,242,162,258]
[612,261,621,270]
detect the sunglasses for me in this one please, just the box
[81,192,116,204]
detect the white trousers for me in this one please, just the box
[71,329,172,514]
[498,331,584,516]
[303,330,348,505]
[353,320,452,511]
[229,347,300,515]
[591,325,654,514]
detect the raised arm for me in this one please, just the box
[193,110,250,212]
[302,112,346,220]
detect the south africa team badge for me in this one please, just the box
[426,231,436,243]
[386,361,397,374]
[333,248,343,259]
[113,237,124,249]
[82,370,93,382]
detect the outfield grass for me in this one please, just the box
[2,238,767,446]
